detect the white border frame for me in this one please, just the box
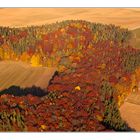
[0,0,140,139]
[0,0,140,7]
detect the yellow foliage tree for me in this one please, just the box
[1,44,15,60]
[0,47,4,60]
[20,52,30,62]
[115,83,131,107]
[4,51,10,60]
[31,54,42,67]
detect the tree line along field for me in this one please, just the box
[0,20,140,131]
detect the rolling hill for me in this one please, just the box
[0,8,140,29]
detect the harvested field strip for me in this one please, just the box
[120,93,140,131]
[0,61,56,91]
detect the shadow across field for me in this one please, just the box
[0,70,59,97]
[102,120,135,132]
[0,85,48,97]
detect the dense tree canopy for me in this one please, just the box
[0,20,138,131]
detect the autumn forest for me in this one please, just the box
[0,18,140,131]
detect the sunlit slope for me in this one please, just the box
[0,8,140,29]
[0,61,56,91]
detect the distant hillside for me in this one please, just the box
[0,8,140,29]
